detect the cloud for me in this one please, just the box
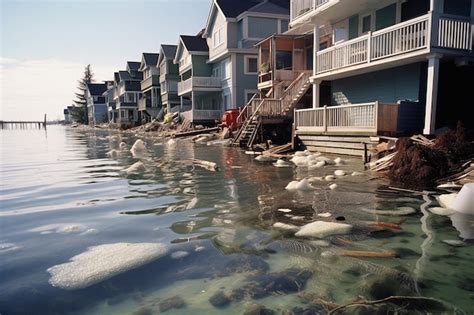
[0,58,117,121]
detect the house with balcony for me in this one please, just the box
[86,83,108,125]
[236,0,473,155]
[104,77,117,123]
[202,0,291,110]
[115,61,143,126]
[139,53,162,123]
[158,44,181,113]
[175,34,223,123]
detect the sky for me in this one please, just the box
[0,0,210,121]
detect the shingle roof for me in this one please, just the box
[216,0,261,18]
[142,53,160,66]
[161,45,178,59]
[249,0,289,14]
[180,35,209,52]
[118,70,132,81]
[87,83,107,96]
[127,61,141,71]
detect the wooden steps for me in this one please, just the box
[298,134,379,157]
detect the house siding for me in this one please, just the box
[207,8,227,60]
[330,63,423,106]
[192,55,212,76]
[235,54,258,107]
[248,17,279,38]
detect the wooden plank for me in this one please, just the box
[297,135,376,143]
[300,140,366,149]
[173,127,220,138]
[296,129,378,136]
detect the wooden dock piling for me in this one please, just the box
[0,115,47,129]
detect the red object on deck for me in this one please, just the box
[221,109,240,130]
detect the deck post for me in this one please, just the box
[312,20,320,109]
[323,105,328,134]
[374,101,379,133]
[367,31,372,62]
[424,54,441,135]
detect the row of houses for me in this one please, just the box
[68,0,473,155]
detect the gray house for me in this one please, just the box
[115,61,143,126]
[158,45,181,113]
[86,83,108,125]
[202,0,290,109]
[105,75,118,123]
[139,53,162,123]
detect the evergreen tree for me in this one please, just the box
[72,64,94,124]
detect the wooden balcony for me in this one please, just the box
[314,13,472,80]
[295,102,403,135]
[141,75,160,91]
[177,77,222,96]
[181,109,222,122]
[290,0,331,24]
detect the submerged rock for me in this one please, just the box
[159,295,186,312]
[209,291,231,308]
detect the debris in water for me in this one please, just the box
[171,251,189,259]
[277,208,292,213]
[334,170,346,176]
[130,139,146,157]
[295,221,353,238]
[329,183,338,190]
[47,243,168,290]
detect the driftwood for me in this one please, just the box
[366,221,402,230]
[173,127,220,138]
[191,159,218,172]
[261,143,293,158]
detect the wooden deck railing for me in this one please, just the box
[178,76,221,95]
[290,0,330,21]
[438,15,472,50]
[317,14,430,74]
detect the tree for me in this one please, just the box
[73,64,94,124]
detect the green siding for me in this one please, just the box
[167,60,179,75]
[349,15,359,39]
[330,63,423,106]
[192,55,212,76]
[376,3,397,30]
[248,17,278,38]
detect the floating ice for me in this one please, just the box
[273,159,292,168]
[329,183,338,190]
[285,181,299,190]
[317,212,332,218]
[437,193,458,208]
[351,172,364,176]
[295,178,314,191]
[309,161,326,169]
[255,155,276,162]
[334,157,344,164]
[334,170,346,176]
[277,208,292,213]
[167,139,177,146]
[0,243,22,253]
[428,207,456,216]
[130,139,147,157]
[47,243,168,290]
[125,162,146,174]
[273,222,299,232]
[29,224,87,235]
[324,175,336,181]
[294,151,307,157]
[451,184,474,214]
[296,221,353,238]
[171,251,189,259]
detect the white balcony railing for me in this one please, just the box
[291,0,330,21]
[295,102,377,133]
[317,14,430,74]
[178,77,222,95]
[438,15,472,50]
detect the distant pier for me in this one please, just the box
[0,115,47,129]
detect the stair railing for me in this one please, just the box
[232,98,265,145]
[280,71,312,112]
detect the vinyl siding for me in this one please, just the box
[192,55,212,76]
[248,16,279,38]
[235,54,258,107]
[330,63,423,106]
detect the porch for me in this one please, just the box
[177,76,221,96]
[180,91,222,123]
[295,101,424,136]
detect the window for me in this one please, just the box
[275,52,292,70]
[223,93,231,109]
[221,58,231,79]
[212,66,220,78]
[280,20,289,33]
[245,90,258,104]
[333,20,349,44]
[213,28,224,47]
[362,15,372,33]
[375,4,397,31]
[245,56,258,74]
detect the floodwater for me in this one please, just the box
[0,126,473,314]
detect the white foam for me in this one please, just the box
[296,221,353,238]
[47,243,168,290]
[29,224,87,235]
[171,251,189,259]
[0,243,22,253]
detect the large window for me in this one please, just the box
[244,56,258,75]
[275,52,292,70]
[376,3,397,30]
[213,28,224,47]
[333,20,349,44]
[362,15,372,33]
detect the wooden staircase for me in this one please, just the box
[233,71,312,148]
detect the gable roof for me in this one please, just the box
[142,53,160,67]
[249,0,289,15]
[118,70,132,81]
[180,35,209,52]
[217,0,261,18]
[127,61,141,72]
[161,45,178,59]
[86,83,107,96]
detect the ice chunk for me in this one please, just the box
[273,222,299,232]
[334,157,344,165]
[167,139,177,146]
[294,151,307,157]
[295,178,314,191]
[428,207,456,216]
[329,183,338,190]
[317,212,332,218]
[273,159,292,168]
[125,162,145,174]
[255,155,276,162]
[351,172,364,176]
[47,243,168,290]
[452,183,474,214]
[437,193,458,209]
[324,175,336,181]
[130,139,146,157]
[285,181,299,190]
[334,170,346,176]
[296,221,353,238]
[277,208,292,213]
[119,142,128,150]
[171,251,189,259]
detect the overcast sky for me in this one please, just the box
[0,0,210,121]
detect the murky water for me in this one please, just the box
[0,126,473,314]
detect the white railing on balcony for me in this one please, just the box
[291,0,330,21]
[178,77,222,95]
[193,109,222,121]
[438,15,472,50]
[316,14,430,74]
[295,102,377,133]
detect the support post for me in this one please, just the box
[313,20,320,109]
[312,80,321,108]
[323,105,328,133]
[424,54,441,135]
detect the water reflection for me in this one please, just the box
[0,126,473,314]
